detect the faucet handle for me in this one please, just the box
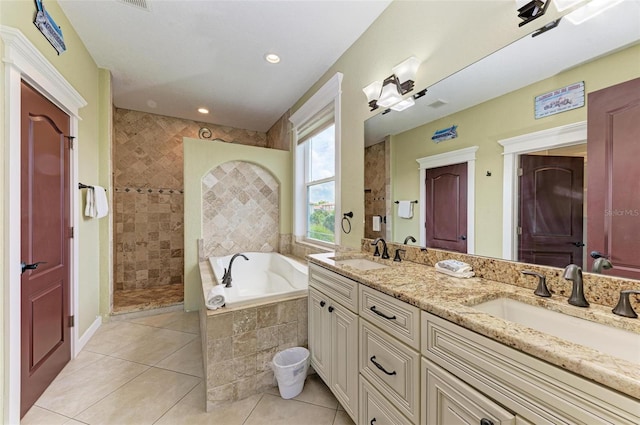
[612,290,640,318]
[522,270,551,297]
[393,248,406,262]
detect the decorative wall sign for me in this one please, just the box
[535,81,584,119]
[431,125,458,143]
[34,0,66,54]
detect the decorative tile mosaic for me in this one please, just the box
[202,161,280,257]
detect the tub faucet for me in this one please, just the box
[592,257,613,274]
[403,235,416,245]
[563,264,589,307]
[222,253,249,288]
[371,238,390,259]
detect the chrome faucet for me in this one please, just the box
[403,235,416,245]
[371,238,390,259]
[592,257,613,274]
[563,264,589,307]
[222,253,249,288]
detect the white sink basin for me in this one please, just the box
[473,298,640,364]
[334,258,388,271]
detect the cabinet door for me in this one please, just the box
[308,288,331,382]
[422,358,516,425]
[330,302,359,419]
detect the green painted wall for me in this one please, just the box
[391,44,640,257]
[183,138,292,310]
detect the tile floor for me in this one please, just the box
[22,309,354,425]
[112,283,184,314]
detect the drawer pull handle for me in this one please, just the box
[320,301,326,307]
[370,356,396,376]
[328,306,334,313]
[370,305,396,320]
[480,419,494,425]
[370,419,376,425]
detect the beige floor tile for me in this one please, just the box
[62,420,87,425]
[56,351,106,379]
[109,326,197,365]
[155,382,262,425]
[291,374,338,409]
[131,310,200,334]
[74,368,200,425]
[35,356,149,417]
[83,321,158,355]
[333,409,355,425]
[155,338,204,377]
[21,406,71,425]
[244,393,336,425]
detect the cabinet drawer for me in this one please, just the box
[421,311,640,425]
[309,263,358,313]
[360,376,413,425]
[359,285,420,350]
[360,320,420,423]
[421,357,516,425]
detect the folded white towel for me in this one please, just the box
[397,201,413,219]
[435,260,475,278]
[84,188,96,218]
[434,267,475,278]
[205,285,226,310]
[93,186,109,218]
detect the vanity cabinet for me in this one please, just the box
[308,264,359,421]
[421,311,640,425]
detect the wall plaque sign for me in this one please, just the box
[535,81,584,119]
[34,0,66,55]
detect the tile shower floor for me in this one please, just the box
[22,310,354,425]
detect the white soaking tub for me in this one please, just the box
[208,252,308,308]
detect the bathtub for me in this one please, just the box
[209,252,308,308]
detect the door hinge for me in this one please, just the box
[68,315,75,327]
[66,136,75,149]
[517,226,522,235]
[518,167,523,177]
[69,226,74,238]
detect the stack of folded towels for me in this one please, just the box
[434,259,475,278]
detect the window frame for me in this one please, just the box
[290,73,343,248]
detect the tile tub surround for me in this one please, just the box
[198,260,308,409]
[309,251,640,400]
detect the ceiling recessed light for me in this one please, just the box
[198,108,209,114]
[265,53,280,64]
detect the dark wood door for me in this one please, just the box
[20,81,72,417]
[519,155,584,268]
[425,163,467,253]
[587,77,640,279]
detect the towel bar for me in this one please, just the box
[394,200,418,204]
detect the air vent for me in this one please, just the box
[428,99,448,109]
[118,0,150,11]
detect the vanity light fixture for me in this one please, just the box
[564,0,623,25]
[516,0,551,27]
[362,56,421,111]
[552,0,582,12]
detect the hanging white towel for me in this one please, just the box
[205,285,226,310]
[372,215,381,232]
[84,188,97,218]
[93,186,109,218]
[397,201,413,219]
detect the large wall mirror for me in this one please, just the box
[363,1,640,280]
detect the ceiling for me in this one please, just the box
[58,0,392,132]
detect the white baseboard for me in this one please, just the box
[75,316,102,356]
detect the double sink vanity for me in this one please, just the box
[307,246,640,425]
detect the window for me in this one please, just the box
[290,73,342,246]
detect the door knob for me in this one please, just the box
[460,235,467,240]
[21,261,46,274]
[571,241,585,247]
[590,251,608,259]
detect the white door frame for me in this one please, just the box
[416,146,479,253]
[498,121,587,261]
[1,26,86,424]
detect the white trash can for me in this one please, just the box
[271,347,310,399]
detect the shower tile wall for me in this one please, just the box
[114,108,269,291]
[202,161,280,257]
[364,140,389,240]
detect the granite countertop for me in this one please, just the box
[307,252,640,400]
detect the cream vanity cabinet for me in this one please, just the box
[421,311,640,425]
[358,284,421,425]
[308,264,359,421]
